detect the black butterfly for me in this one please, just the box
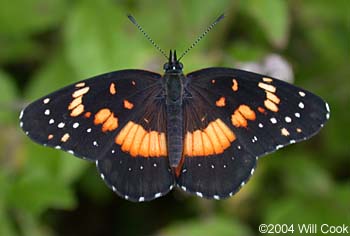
[19,14,330,202]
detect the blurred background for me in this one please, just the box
[0,0,349,235]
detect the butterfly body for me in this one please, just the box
[164,50,185,168]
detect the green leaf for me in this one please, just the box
[0,37,43,64]
[25,51,77,100]
[242,0,289,48]
[0,0,67,36]
[0,172,16,236]
[159,216,252,236]
[282,154,333,197]
[64,0,147,78]
[7,141,78,215]
[0,70,18,124]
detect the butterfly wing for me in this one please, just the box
[20,70,175,201]
[177,68,330,199]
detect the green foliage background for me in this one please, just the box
[0,0,349,235]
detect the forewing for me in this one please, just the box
[177,68,330,199]
[20,69,175,201]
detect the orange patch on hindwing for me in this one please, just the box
[231,105,256,128]
[115,121,166,157]
[93,108,118,132]
[183,119,236,157]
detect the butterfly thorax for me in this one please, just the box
[164,50,185,169]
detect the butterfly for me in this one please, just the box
[19,14,330,202]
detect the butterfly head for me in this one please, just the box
[163,50,183,73]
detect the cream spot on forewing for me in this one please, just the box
[258,82,276,93]
[75,82,86,88]
[61,133,70,142]
[72,87,90,98]
[263,77,273,83]
[281,128,290,136]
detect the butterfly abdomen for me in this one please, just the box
[165,72,184,168]
[166,103,183,167]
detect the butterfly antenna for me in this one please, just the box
[178,14,225,61]
[127,14,168,59]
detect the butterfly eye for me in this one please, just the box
[163,63,170,71]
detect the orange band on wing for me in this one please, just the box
[115,121,166,157]
[184,119,236,157]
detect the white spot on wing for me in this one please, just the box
[285,116,292,123]
[258,123,263,128]
[73,122,79,128]
[196,192,203,197]
[325,102,330,112]
[44,109,50,115]
[87,128,92,133]
[43,98,50,104]
[19,110,24,119]
[270,117,277,124]
[213,195,220,200]
[20,122,23,127]
[49,119,54,124]
[58,122,65,128]
[299,91,306,97]
[139,197,145,202]
[295,112,300,118]
[298,102,304,109]
[155,193,162,198]
[251,168,255,175]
